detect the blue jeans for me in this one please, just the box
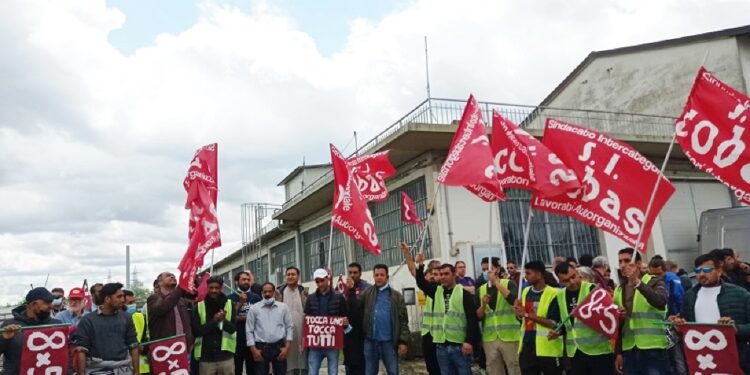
[435,344,472,375]
[308,348,339,375]
[623,348,668,375]
[364,339,398,375]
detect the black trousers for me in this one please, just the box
[235,342,255,375]
[568,351,614,375]
[344,332,365,375]
[253,341,287,375]
[519,341,562,375]
[422,333,441,375]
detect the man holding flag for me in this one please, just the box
[0,287,62,375]
[550,262,615,374]
[614,248,668,374]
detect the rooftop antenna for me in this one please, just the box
[424,36,436,123]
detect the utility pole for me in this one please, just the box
[125,244,131,289]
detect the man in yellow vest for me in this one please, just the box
[192,275,237,375]
[477,259,521,375]
[613,248,668,375]
[413,250,481,375]
[513,260,563,375]
[550,262,614,374]
[124,289,151,374]
[401,242,441,375]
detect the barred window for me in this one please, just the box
[271,238,297,279]
[302,222,346,280]
[248,255,268,285]
[499,189,600,265]
[354,177,433,270]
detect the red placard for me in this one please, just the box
[679,324,742,374]
[676,67,750,205]
[571,287,620,339]
[20,325,69,375]
[303,316,346,349]
[532,118,675,253]
[149,335,190,375]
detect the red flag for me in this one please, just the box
[400,192,422,226]
[491,111,581,197]
[82,279,92,311]
[337,275,348,295]
[570,287,620,339]
[678,323,742,374]
[179,143,221,291]
[348,150,396,201]
[149,335,190,375]
[532,119,675,253]
[437,95,505,200]
[20,325,69,375]
[676,67,750,204]
[331,144,381,255]
[196,272,210,302]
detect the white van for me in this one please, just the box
[698,206,750,257]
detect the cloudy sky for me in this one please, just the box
[1,0,748,305]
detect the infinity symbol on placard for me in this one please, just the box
[684,329,727,351]
[152,341,187,362]
[27,331,66,351]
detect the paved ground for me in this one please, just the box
[320,359,485,374]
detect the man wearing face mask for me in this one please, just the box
[193,276,237,374]
[229,271,262,375]
[50,287,65,317]
[123,290,151,375]
[0,287,61,375]
[56,287,87,326]
[247,282,294,375]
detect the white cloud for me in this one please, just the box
[1,0,749,304]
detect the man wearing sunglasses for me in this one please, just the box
[670,252,750,373]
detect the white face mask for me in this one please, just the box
[262,297,275,306]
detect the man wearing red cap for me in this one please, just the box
[56,287,87,326]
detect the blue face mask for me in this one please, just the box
[482,271,489,280]
[126,304,137,314]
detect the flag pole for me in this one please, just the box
[327,221,335,271]
[495,201,509,268]
[417,182,442,255]
[518,204,534,299]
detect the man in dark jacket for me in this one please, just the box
[192,276,237,374]
[305,268,349,375]
[343,262,370,375]
[671,252,750,373]
[0,287,61,375]
[348,264,409,375]
[147,272,193,344]
[228,270,261,375]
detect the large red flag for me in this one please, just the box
[331,144,381,255]
[149,335,190,375]
[179,143,221,291]
[491,111,581,197]
[437,95,505,201]
[400,192,422,226]
[676,67,750,204]
[570,287,620,339]
[20,325,69,375]
[679,323,742,374]
[532,119,675,253]
[347,150,396,202]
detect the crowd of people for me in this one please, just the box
[1,245,750,375]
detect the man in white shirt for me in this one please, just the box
[670,252,750,373]
[247,282,294,375]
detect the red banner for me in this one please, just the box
[437,95,505,200]
[348,150,396,202]
[571,287,620,339]
[532,119,675,253]
[679,324,742,374]
[303,315,346,349]
[400,192,422,226]
[179,143,221,290]
[20,325,69,375]
[149,335,190,375]
[676,67,750,204]
[491,111,580,197]
[331,144,381,255]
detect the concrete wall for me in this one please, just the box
[546,37,744,117]
[284,166,329,201]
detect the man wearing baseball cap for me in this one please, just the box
[304,268,349,375]
[0,287,62,375]
[56,287,87,326]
